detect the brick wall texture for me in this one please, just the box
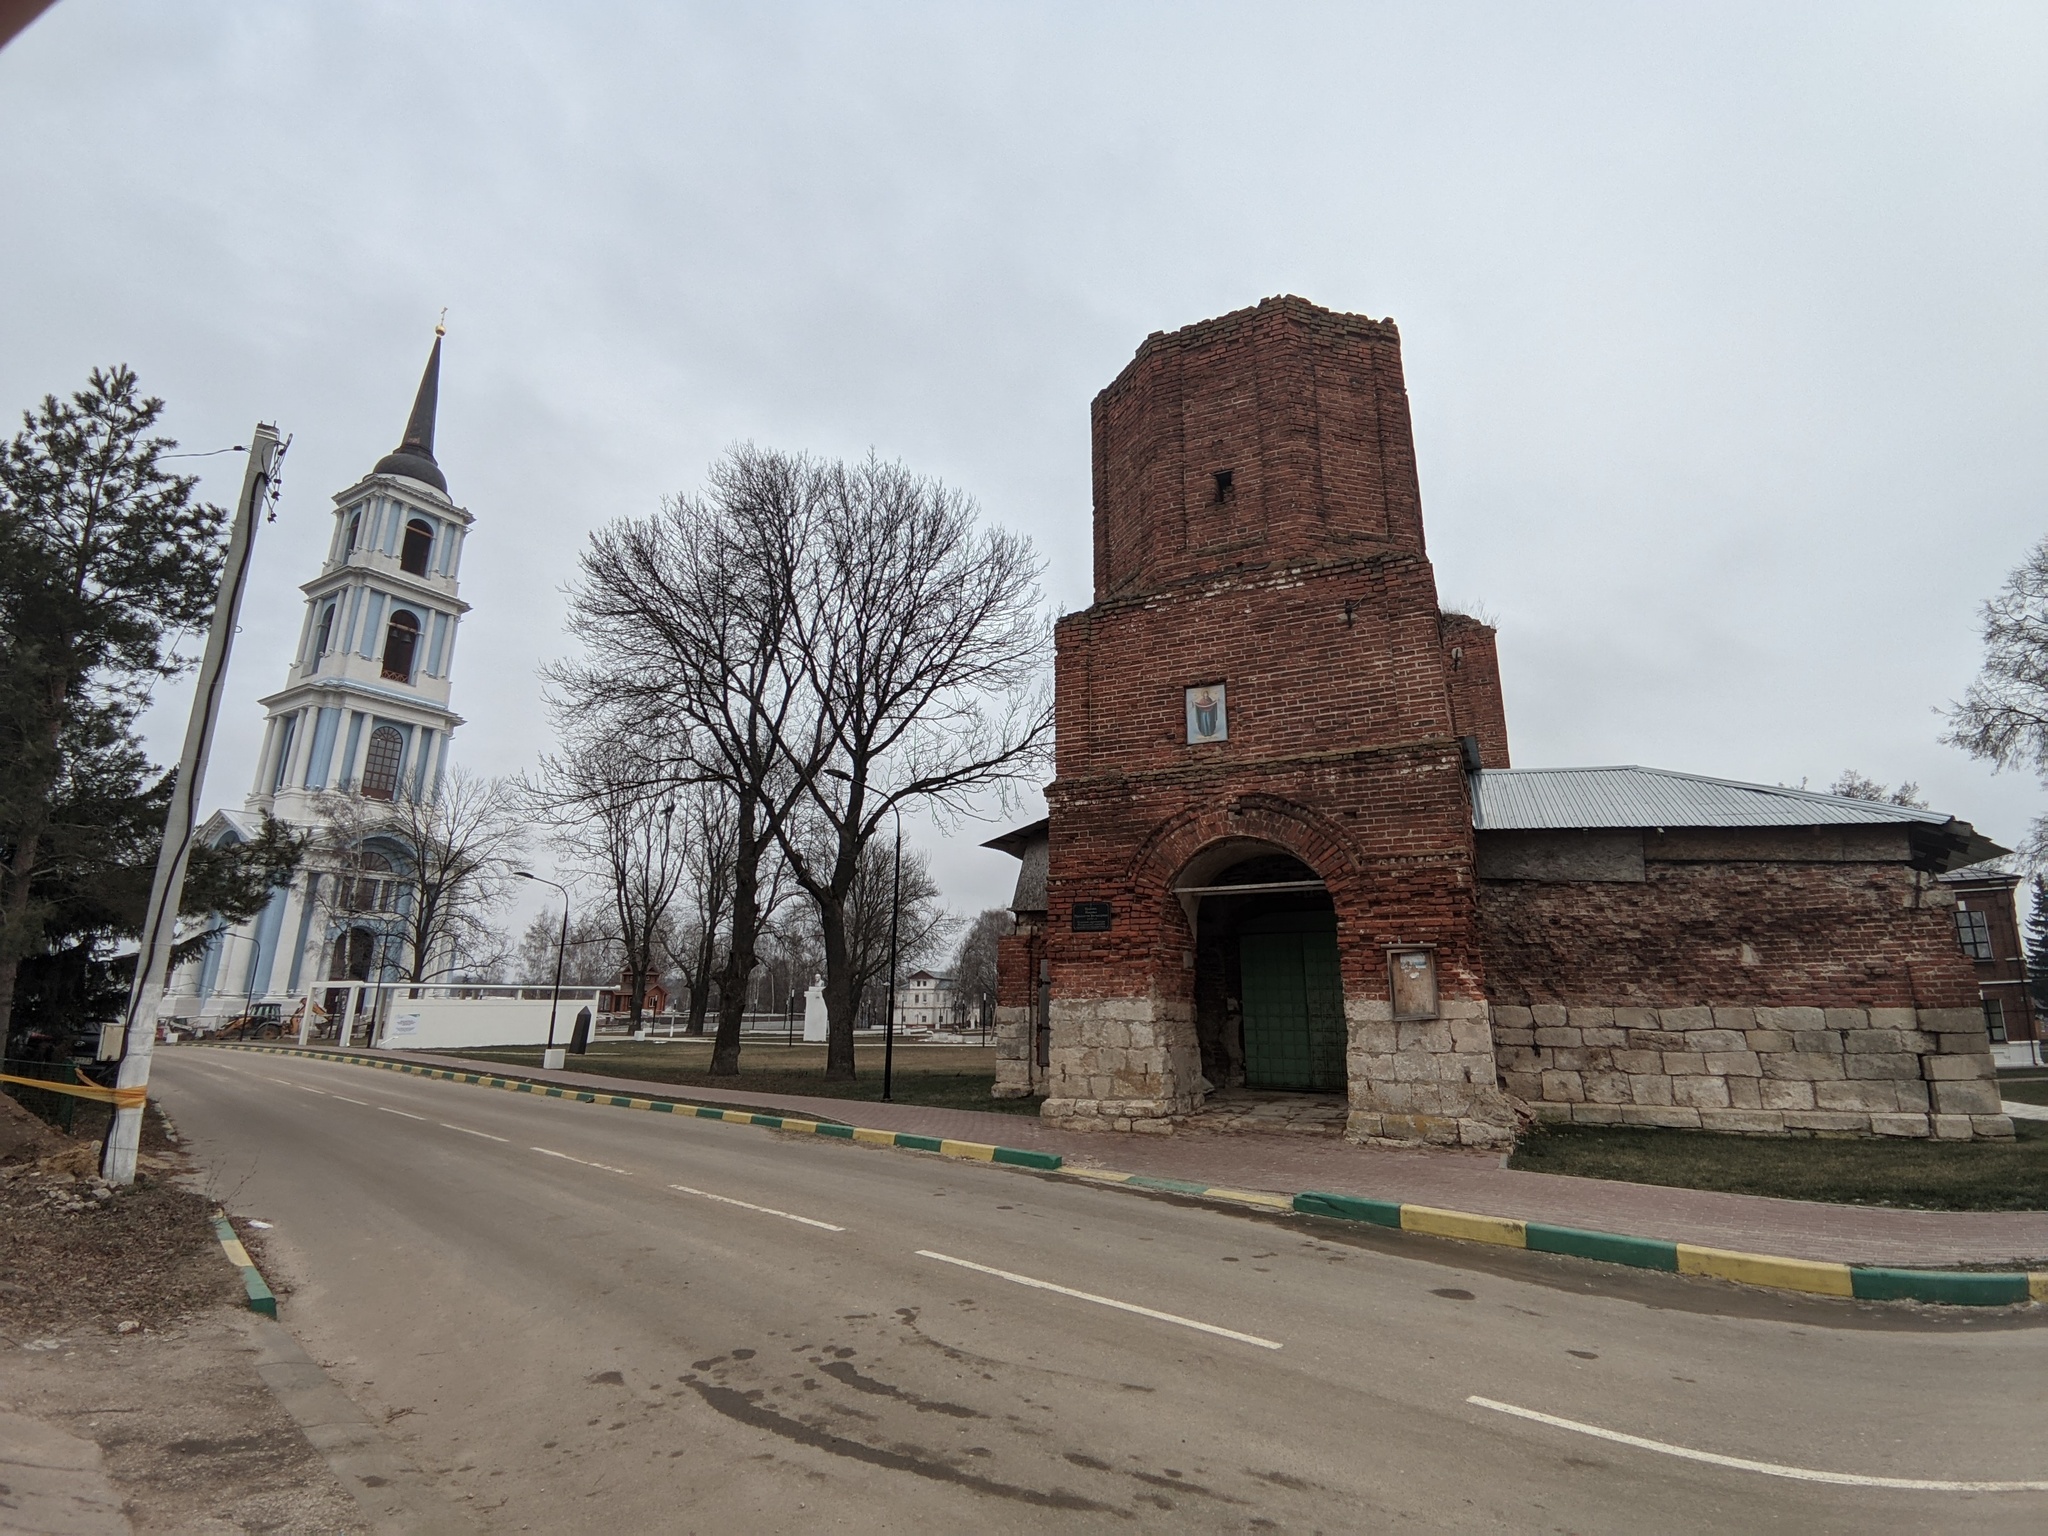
[1007,295,2009,1144]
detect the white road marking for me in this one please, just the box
[442,1123,509,1142]
[1467,1397,2048,1492]
[266,1077,296,1086]
[297,1085,327,1096]
[330,1095,369,1106]
[916,1250,1282,1350]
[377,1106,427,1121]
[667,1183,845,1231]
[531,1146,633,1175]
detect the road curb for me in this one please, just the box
[1289,1189,2048,1307]
[207,1043,1063,1172]
[211,1213,277,1317]
[202,1044,2045,1307]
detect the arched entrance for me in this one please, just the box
[1176,841,1345,1094]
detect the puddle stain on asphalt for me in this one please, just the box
[818,1360,986,1419]
[677,1374,1115,1512]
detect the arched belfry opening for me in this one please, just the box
[1175,842,1345,1094]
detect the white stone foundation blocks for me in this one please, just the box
[1492,1002,2013,1140]
[1041,995,1204,1131]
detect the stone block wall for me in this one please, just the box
[991,925,1045,1099]
[1041,994,1206,1133]
[1493,1003,2013,1140]
[1345,997,1519,1148]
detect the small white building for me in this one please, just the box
[892,970,957,1031]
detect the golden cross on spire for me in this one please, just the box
[435,306,448,337]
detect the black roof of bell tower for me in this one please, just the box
[373,330,447,494]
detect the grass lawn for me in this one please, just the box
[443,1039,1045,1116]
[1997,1076,2048,1107]
[1507,1120,2048,1212]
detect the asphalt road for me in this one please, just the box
[153,1048,2048,1533]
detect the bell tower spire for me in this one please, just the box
[373,322,448,493]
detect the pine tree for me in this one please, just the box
[2026,876,2048,1017]
[0,366,260,1047]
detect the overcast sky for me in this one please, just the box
[4,2,2045,941]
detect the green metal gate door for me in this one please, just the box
[1239,924,1346,1091]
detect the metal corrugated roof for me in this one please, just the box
[1470,766,1952,832]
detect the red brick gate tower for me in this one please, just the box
[1040,296,1521,1146]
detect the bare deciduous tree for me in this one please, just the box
[1828,770,1926,809]
[950,906,1013,1032]
[662,780,736,1035]
[832,838,954,1032]
[514,907,621,990]
[552,447,819,1075]
[315,767,524,984]
[524,728,693,1034]
[1948,538,2048,861]
[780,454,1050,1076]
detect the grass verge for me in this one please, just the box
[441,1040,1047,1116]
[1997,1077,2048,1107]
[1507,1119,2048,1211]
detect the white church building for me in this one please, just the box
[159,330,473,1032]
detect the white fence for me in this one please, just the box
[304,983,606,1051]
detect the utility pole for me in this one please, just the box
[882,805,902,1103]
[103,426,286,1185]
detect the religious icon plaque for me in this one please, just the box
[1185,682,1227,743]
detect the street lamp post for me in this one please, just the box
[515,871,570,1068]
[882,803,902,1104]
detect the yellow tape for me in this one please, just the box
[1401,1205,1528,1247]
[1675,1243,1855,1297]
[1,1071,145,1109]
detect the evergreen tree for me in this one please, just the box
[2027,876,2048,1017]
[0,366,295,1049]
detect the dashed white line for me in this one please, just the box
[441,1123,509,1142]
[377,1105,427,1121]
[297,1085,327,1096]
[329,1095,368,1106]
[915,1250,1282,1350]
[667,1184,845,1231]
[1467,1397,2048,1492]
[530,1146,633,1175]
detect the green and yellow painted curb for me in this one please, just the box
[208,1043,1063,1171]
[212,1213,277,1317]
[1288,1190,2048,1308]
[205,1044,2047,1308]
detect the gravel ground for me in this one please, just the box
[1,1097,368,1532]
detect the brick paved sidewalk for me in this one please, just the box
[355,1047,2048,1270]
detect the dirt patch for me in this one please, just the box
[0,1086,72,1163]
[0,1140,225,1336]
[0,1107,367,1532]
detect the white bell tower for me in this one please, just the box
[252,325,469,820]
[159,327,474,1025]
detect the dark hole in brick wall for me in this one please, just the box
[1213,469,1235,503]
